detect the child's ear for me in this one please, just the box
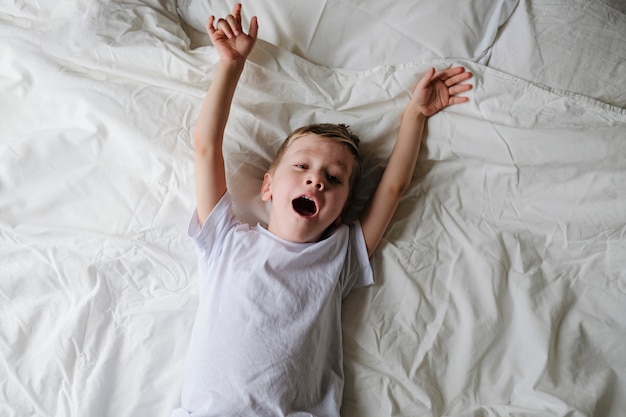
[260,172,272,202]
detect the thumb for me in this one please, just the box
[414,67,435,93]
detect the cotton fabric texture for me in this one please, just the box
[172,193,374,417]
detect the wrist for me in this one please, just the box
[403,105,426,121]
[218,58,246,71]
[215,59,246,81]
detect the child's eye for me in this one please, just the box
[327,175,341,185]
[295,164,307,169]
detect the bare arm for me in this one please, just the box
[194,4,258,227]
[360,66,472,256]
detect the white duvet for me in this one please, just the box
[1,1,625,416]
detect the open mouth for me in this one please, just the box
[292,196,318,217]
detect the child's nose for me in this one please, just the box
[306,178,324,190]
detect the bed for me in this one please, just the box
[1,0,625,416]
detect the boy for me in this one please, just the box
[172,4,472,417]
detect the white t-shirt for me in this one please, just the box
[172,193,374,417]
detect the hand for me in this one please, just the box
[206,4,259,63]
[410,66,472,117]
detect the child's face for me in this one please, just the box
[261,134,355,243]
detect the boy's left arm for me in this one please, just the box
[360,67,472,257]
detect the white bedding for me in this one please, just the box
[177,0,518,69]
[1,1,625,416]
[488,0,626,107]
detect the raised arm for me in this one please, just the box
[194,4,258,227]
[359,66,472,256]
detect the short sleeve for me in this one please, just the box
[188,192,237,261]
[340,221,375,299]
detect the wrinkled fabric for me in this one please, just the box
[172,193,372,416]
[1,1,625,417]
[178,0,518,69]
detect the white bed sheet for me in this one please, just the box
[177,0,518,69]
[1,1,625,417]
[488,0,626,107]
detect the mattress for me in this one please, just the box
[1,0,625,416]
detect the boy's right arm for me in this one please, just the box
[194,4,258,227]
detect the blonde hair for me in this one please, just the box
[268,124,362,189]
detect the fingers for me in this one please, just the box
[447,71,472,103]
[206,15,216,36]
[434,66,466,81]
[231,2,242,26]
[449,95,470,105]
[449,82,472,96]
[434,66,473,101]
[248,16,259,41]
[211,14,238,38]
[206,4,258,40]
[410,65,472,116]
[413,66,472,98]
[437,66,472,87]
[445,72,472,90]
